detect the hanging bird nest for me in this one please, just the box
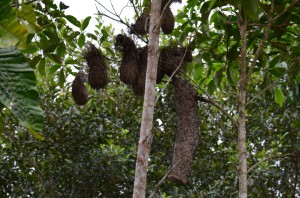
[161,7,174,34]
[130,9,150,36]
[159,46,193,76]
[84,43,109,90]
[115,34,140,85]
[168,77,199,185]
[71,72,88,105]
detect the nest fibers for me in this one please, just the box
[159,46,193,76]
[84,44,109,90]
[115,34,140,85]
[71,72,88,105]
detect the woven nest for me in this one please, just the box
[71,72,88,105]
[161,7,174,34]
[84,44,109,90]
[168,77,199,185]
[115,34,140,85]
[159,46,193,76]
[130,10,150,36]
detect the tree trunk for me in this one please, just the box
[132,0,161,197]
[238,19,248,198]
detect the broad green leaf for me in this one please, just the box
[100,29,109,43]
[274,87,285,107]
[78,34,85,48]
[58,69,65,87]
[81,16,91,31]
[0,0,28,49]
[291,119,300,129]
[0,47,44,132]
[48,64,62,75]
[240,0,259,20]
[38,57,46,76]
[17,4,42,33]
[209,0,217,10]
[65,15,81,28]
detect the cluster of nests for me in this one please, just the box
[115,34,192,95]
[130,0,182,36]
[71,43,108,105]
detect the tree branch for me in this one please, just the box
[248,153,294,173]
[148,160,181,198]
[11,0,38,7]
[198,96,239,131]
[272,0,300,22]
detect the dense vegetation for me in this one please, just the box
[0,0,299,197]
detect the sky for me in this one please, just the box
[53,0,186,34]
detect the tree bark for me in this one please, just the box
[132,0,161,197]
[238,19,248,198]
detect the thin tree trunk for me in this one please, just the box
[238,19,248,198]
[132,0,161,197]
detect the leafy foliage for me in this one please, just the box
[0,0,299,197]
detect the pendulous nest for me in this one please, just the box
[71,72,88,105]
[130,9,150,36]
[84,43,109,90]
[161,7,174,34]
[159,46,193,76]
[115,34,140,85]
[168,77,199,185]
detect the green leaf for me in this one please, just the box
[0,47,44,132]
[30,55,42,68]
[209,0,217,10]
[241,0,259,20]
[0,0,28,49]
[291,119,300,129]
[38,57,46,76]
[274,87,285,107]
[65,15,81,28]
[100,29,109,43]
[78,34,85,48]
[58,69,65,87]
[81,16,91,31]
[17,4,42,33]
[48,64,62,75]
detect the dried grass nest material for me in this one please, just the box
[71,72,88,105]
[84,43,109,90]
[115,34,140,85]
[159,46,193,76]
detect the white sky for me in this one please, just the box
[53,0,186,34]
